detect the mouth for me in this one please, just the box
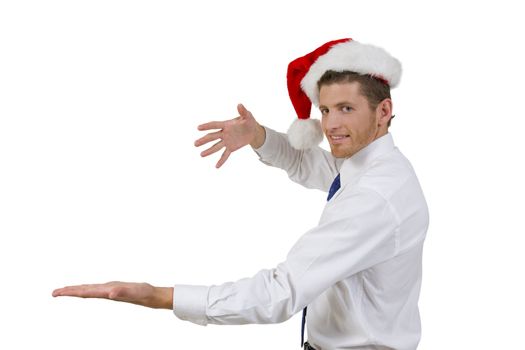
[328,135,350,144]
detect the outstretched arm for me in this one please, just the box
[195,104,266,168]
[195,103,339,191]
[52,281,173,309]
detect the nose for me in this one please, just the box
[323,111,342,130]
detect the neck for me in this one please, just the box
[373,127,388,141]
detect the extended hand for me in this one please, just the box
[52,281,173,309]
[195,104,265,168]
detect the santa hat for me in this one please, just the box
[286,38,402,150]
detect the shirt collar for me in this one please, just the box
[339,133,395,186]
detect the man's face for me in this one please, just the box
[319,81,383,158]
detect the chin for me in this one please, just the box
[330,148,350,159]
[330,144,359,158]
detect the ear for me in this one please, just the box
[376,98,393,128]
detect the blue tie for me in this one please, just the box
[301,173,341,347]
[327,173,341,201]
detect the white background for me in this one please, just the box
[1,1,524,349]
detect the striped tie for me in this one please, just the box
[301,173,341,347]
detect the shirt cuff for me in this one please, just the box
[252,126,280,159]
[172,284,210,326]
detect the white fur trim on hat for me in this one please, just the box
[300,40,402,106]
[287,118,323,150]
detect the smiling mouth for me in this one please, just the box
[329,135,350,142]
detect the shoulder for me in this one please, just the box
[353,149,429,234]
[356,148,419,199]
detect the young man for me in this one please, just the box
[53,38,429,350]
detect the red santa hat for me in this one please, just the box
[286,38,402,149]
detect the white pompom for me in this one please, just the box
[287,118,324,150]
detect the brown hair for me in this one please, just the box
[317,70,394,126]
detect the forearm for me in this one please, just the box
[173,266,303,326]
[253,126,340,191]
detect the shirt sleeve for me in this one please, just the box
[253,126,341,192]
[172,186,399,326]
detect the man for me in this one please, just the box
[53,38,429,350]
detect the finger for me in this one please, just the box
[58,284,108,298]
[237,103,250,118]
[200,140,224,157]
[52,285,86,297]
[52,284,109,298]
[216,149,231,168]
[197,121,226,131]
[52,287,67,297]
[194,131,222,147]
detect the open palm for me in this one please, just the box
[195,104,262,168]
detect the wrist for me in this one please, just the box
[153,286,173,309]
[250,124,266,149]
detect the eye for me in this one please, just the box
[320,108,329,115]
[341,106,353,113]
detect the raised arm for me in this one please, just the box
[195,104,340,190]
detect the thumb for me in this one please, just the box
[237,103,250,118]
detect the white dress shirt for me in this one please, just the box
[173,127,429,350]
